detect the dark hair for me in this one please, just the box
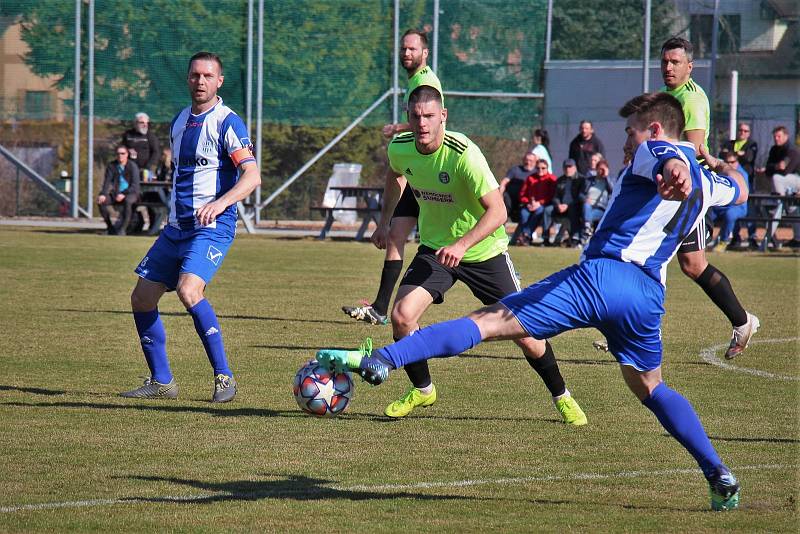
[661,37,693,62]
[773,125,789,135]
[115,144,129,153]
[402,29,429,48]
[533,128,550,150]
[579,120,592,128]
[619,92,685,139]
[596,159,609,169]
[188,51,223,75]
[408,85,443,108]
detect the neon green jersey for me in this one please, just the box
[661,78,710,150]
[404,66,443,106]
[387,130,508,262]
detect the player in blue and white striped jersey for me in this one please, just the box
[318,93,747,511]
[123,52,260,403]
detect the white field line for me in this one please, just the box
[1,464,793,514]
[699,337,799,381]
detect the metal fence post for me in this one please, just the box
[71,0,81,218]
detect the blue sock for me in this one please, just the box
[188,299,232,377]
[375,317,483,368]
[133,309,172,384]
[642,382,722,479]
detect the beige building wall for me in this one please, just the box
[1,20,71,121]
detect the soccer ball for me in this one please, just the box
[293,360,354,417]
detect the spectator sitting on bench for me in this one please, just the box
[97,145,141,236]
[760,125,800,248]
[709,151,749,250]
[512,158,557,245]
[156,147,174,182]
[499,151,537,223]
[578,158,612,245]
[549,158,583,247]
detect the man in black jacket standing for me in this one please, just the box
[97,145,141,235]
[568,120,605,175]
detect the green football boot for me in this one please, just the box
[384,385,437,418]
[554,394,588,426]
[708,466,740,511]
[316,338,390,385]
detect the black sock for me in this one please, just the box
[395,335,432,388]
[372,260,403,316]
[695,264,748,327]
[524,341,566,397]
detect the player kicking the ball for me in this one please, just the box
[121,52,260,402]
[352,84,586,424]
[318,92,745,511]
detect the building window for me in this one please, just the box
[690,14,741,57]
[24,91,53,119]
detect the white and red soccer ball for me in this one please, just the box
[293,360,354,417]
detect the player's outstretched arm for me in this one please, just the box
[195,162,261,226]
[656,159,691,201]
[699,145,748,205]
[382,123,411,138]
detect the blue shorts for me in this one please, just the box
[501,258,665,371]
[134,224,235,290]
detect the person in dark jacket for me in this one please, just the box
[549,158,584,246]
[568,120,605,175]
[97,145,141,235]
[122,112,160,180]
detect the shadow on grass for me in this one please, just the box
[708,435,800,445]
[0,399,553,424]
[120,473,474,504]
[0,385,66,396]
[57,308,352,325]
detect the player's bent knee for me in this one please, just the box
[678,252,707,279]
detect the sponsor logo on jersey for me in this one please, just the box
[413,188,454,203]
[207,245,223,265]
[650,144,679,158]
[178,156,211,167]
[202,137,216,154]
[438,172,450,184]
[405,167,413,175]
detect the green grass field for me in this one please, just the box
[0,226,798,532]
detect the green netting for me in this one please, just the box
[1,0,546,138]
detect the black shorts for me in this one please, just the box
[399,245,521,305]
[392,185,420,219]
[678,212,712,253]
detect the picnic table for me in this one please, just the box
[312,185,383,240]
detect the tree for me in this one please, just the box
[551,0,680,61]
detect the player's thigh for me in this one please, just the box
[181,228,235,286]
[455,251,520,305]
[176,272,208,308]
[600,262,665,373]
[134,228,182,290]
[396,246,457,305]
[467,302,530,341]
[500,263,598,340]
[392,185,420,219]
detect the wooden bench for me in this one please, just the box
[731,193,800,251]
[311,204,381,240]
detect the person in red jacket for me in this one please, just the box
[512,159,557,245]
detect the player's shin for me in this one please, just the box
[188,299,232,377]
[523,340,566,397]
[376,317,483,368]
[133,308,172,383]
[642,382,722,479]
